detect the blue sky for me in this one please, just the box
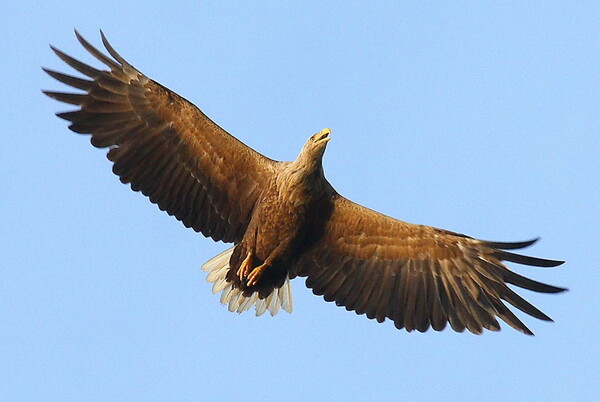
[2,2,599,401]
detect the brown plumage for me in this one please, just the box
[44,31,566,335]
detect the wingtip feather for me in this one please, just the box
[99,30,128,66]
[483,237,540,250]
[496,250,565,267]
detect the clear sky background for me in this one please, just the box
[2,2,598,401]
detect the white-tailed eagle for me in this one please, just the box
[44,31,566,335]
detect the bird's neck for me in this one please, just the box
[278,159,327,200]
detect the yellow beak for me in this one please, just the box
[317,128,331,143]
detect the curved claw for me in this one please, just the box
[246,263,268,287]
[237,251,254,281]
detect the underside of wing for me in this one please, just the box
[292,196,566,335]
[44,30,281,242]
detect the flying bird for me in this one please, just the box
[44,31,566,335]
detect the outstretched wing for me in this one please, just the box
[44,31,281,243]
[291,196,566,335]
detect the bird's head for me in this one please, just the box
[281,127,330,190]
[310,127,332,147]
[290,128,331,181]
[295,128,331,171]
[302,127,331,158]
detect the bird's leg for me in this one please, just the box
[245,261,270,287]
[245,240,289,286]
[237,250,255,281]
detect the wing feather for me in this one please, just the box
[428,268,449,331]
[387,264,405,330]
[43,68,93,91]
[292,196,566,335]
[44,31,281,242]
[373,263,394,323]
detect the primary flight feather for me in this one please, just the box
[44,31,566,335]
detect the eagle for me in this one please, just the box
[44,31,566,335]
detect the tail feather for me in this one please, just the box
[201,247,293,316]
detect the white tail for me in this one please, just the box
[201,247,293,316]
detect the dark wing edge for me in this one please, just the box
[43,30,281,243]
[291,196,566,335]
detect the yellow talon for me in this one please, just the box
[246,263,268,287]
[237,251,254,281]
